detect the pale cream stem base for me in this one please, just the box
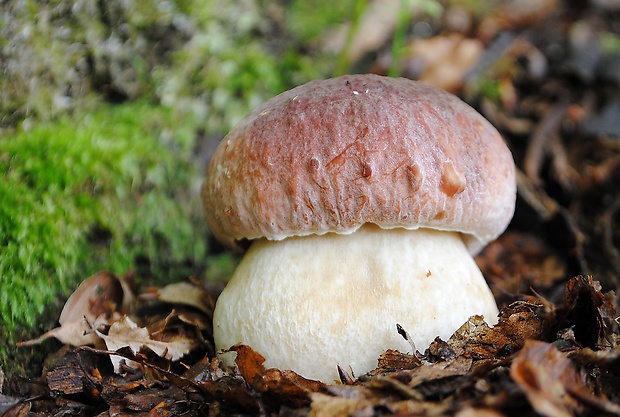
[213,225,499,383]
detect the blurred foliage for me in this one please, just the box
[0,0,356,132]
[153,0,354,131]
[388,0,444,76]
[0,0,357,376]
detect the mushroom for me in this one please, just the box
[202,74,516,383]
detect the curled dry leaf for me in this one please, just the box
[439,301,547,360]
[96,316,196,373]
[18,271,134,347]
[510,340,586,417]
[59,271,134,324]
[228,344,325,408]
[558,275,618,348]
[391,356,473,400]
[143,281,215,316]
[569,345,620,368]
[189,356,261,413]
[373,349,422,374]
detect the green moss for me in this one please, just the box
[0,101,209,374]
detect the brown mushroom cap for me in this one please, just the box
[202,74,515,254]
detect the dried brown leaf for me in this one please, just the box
[569,345,620,367]
[61,271,134,326]
[96,316,195,373]
[460,302,548,359]
[374,349,422,374]
[428,302,547,363]
[560,275,618,348]
[228,344,266,383]
[228,344,325,408]
[309,392,371,417]
[18,271,134,347]
[408,356,473,399]
[148,281,215,316]
[510,340,584,417]
[147,309,210,351]
[189,357,259,414]
[17,315,106,347]
[1,401,30,417]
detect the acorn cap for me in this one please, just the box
[202,74,516,254]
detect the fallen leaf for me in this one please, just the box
[18,271,134,347]
[1,401,30,417]
[455,302,548,359]
[144,281,215,316]
[510,340,584,417]
[59,271,134,325]
[559,275,617,348]
[0,395,22,416]
[189,356,260,414]
[96,316,194,373]
[17,314,108,347]
[309,392,371,417]
[228,344,325,408]
[408,357,473,399]
[374,349,422,374]
[228,344,266,384]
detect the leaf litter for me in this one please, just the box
[4,272,619,416]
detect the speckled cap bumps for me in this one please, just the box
[202,74,515,254]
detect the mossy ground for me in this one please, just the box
[0,101,211,375]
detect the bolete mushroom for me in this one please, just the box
[202,74,516,383]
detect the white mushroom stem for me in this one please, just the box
[213,225,499,383]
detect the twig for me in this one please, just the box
[516,168,559,220]
[524,98,571,186]
[396,323,418,354]
[560,204,590,276]
[337,365,355,385]
[549,131,581,193]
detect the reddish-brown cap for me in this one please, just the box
[202,74,515,254]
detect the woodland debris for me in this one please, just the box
[8,272,620,416]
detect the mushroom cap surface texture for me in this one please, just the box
[202,74,516,254]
